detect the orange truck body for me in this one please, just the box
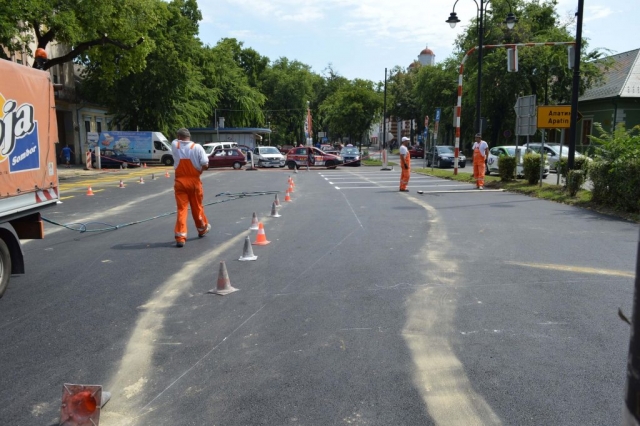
[0,59,59,297]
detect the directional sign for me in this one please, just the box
[435,108,441,122]
[537,105,572,129]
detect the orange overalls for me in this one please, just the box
[400,150,411,191]
[473,144,486,188]
[174,142,209,244]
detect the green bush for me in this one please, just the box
[557,157,590,178]
[498,155,517,181]
[566,170,585,196]
[523,153,542,184]
[588,123,640,213]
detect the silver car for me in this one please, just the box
[524,143,586,172]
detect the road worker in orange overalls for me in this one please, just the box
[399,137,411,192]
[171,128,211,247]
[472,133,489,190]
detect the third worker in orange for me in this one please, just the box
[472,133,489,190]
[399,136,411,192]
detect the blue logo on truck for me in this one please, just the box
[0,94,40,172]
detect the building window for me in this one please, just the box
[84,118,92,135]
[96,119,102,134]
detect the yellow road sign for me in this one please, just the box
[537,105,572,129]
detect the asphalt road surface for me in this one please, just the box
[0,166,638,426]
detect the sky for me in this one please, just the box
[197,0,639,83]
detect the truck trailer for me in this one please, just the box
[0,59,60,298]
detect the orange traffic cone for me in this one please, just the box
[270,201,281,218]
[118,180,125,188]
[249,212,260,230]
[288,183,294,193]
[238,236,258,261]
[274,194,281,208]
[207,261,239,295]
[139,176,145,184]
[252,222,270,246]
[165,170,170,178]
[86,186,94,196]
[143,163,147,168]
[284,190,291,202]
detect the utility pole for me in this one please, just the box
[567,0,584,169]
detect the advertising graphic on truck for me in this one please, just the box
[0,60,60,298]
[91,131,174,166]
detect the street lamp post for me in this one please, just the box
[446,0,517,134]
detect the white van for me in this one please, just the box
[203,142,238,155]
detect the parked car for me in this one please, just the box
[92,149,141,168]
[524,143,588,172]
[408,145,425,158]
[207,148,247,169]
[253,146,286,168]
[203,142,239,155]
[341,146,361,166]
[486,145,549,178]
[286,146,342,169]
[426,146,466,168]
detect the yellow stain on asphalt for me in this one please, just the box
[505,261,635,278]
[60,196,74,200]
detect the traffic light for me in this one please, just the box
[59,384,111,426]
[507,47,519,72]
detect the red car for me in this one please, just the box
[208,148,247,169]
[285,146,342,169]
[408,146,425,158]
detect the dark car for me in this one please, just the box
[92,149,141,168]
[208,148,247,169]
[237,145,252,161]
[426,145,466,168]
[340,146,361,166]
[408,146,425,158]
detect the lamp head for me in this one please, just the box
[446,12,460,28]
[504,12,517,30]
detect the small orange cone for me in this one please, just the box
[165,170,170,178]
[252,222,271,245]
[86,186,94,196]
[139,176,145,184]
[284,190,291,202]
[143,163,147,168]
[288,183,294,193]
[249,212,260,230]
[118,180,125,188]
[207,261,239,295]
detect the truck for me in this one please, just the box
[92,131,174,166]
[0,59,60,298]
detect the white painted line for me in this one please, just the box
[335,186,341,189]
[335,184,472,189]
[417,189,505,193]
[326,179,438,184]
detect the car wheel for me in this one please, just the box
[0,238,11,298]
[233,162,242,170]
[436,159,442,168]
[163,156,174,166]
[460,162,466,168]
[286,161,296,170]
[325,160,336,169]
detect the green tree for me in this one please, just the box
[320,79,383,145]
[0,0,157,79]
[260,58,316,145]
[80,0,215,133]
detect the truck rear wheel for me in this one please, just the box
[0,239,10,298]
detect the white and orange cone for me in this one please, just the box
[139,176,145,184]
[270,201,281,218]
[252,222,270,245]
[284,190,291,202]
[238,236,258,261]
[86,186,94,196]
[165,170,170,178]
[249,212,260,230]
[288,183,294,193]
[208,261,239,295]
[118,180,125,188]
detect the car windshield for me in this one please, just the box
[203,145,217,155]
[341,148,359,155]
[437,146,454,154]
[259,147,280,154]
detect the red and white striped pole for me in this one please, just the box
[453,41,576,176]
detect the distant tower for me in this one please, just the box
[418,45,435,66]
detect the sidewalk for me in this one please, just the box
[56,165,115,180]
